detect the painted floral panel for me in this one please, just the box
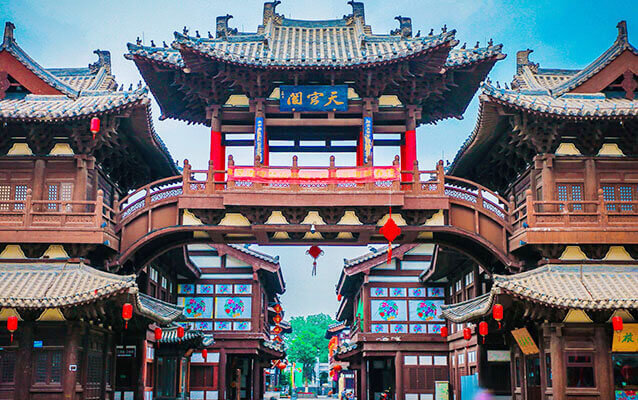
[197,284,214,294]
[371,300,407,322]
[178,284,195,294]
[616,391,638,400]
[390,324,408,333]
[215,284,232,294]
[427,287,445,298]
[371,324,389,333]
[214,297,252,319]
[409,288,426,297]
[234,284,252,294]
[195,321,213,331]
[408,300,445,321]
[410,324,428,333]
[183,297,214,319]
[234,322,251,331]
[371,287,388,297]
[214,321,231,331]
[428,324,445,334]
[389,288,407,297]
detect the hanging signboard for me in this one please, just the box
[511,327,540,355]
[362,116,373,164]
[435,381,449,400]
[612,323,638,352]
[280,85,348,112]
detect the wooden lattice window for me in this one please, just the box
[0,351,16,384]
[13,185,27,210]
[602,184,636,212]
[0,185,10,211]
[33,350,62,385]
[557,184,583,211]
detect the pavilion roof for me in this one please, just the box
[0,262,183,324]
[159,323,215,346]
[126,2,504,125]
[441,264,638,323]
[450,21,638,183]
[0,22,178,183]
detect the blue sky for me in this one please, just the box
[2,0,636,317]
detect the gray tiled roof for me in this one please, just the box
[159,324,215,346]
[441,265,638,323]
[228,244,279,264]
[343,245,396,268]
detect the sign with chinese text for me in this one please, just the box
[363,116,373,164]
[613,323,638,352]
[254,116,265,163]
[511,327,540,355]
[280,85,348,112]
[435,381,449,400]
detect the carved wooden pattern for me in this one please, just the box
[534,244,566,259]
[192,209,225,225]
[280,208,308,224]
[580,245,610,260]
[316,207,346,225]
[239,206,275,224]
[401,209,436,226]
[355,207,385,225]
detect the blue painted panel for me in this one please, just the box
[280,85,348,112]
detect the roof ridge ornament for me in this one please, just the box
[89,49,112,75]
[216,14,237,39]
[616,20,628,44]
[347,1,365,23]
[3,21,15,47]
[391,16,412,38]
[516,49,538,75]
[262,1,282,26]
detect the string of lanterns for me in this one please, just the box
[271,303,286,367]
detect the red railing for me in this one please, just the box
[0,188,115,232]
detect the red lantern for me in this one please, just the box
[273,314,282,324]
[463,327,472,341]
[202,349,208,359]
[274,335,283,343]
[479,322,488,344]
[7,316,17,343]
[177,326,185,339]
[90,117,100,139]
[613,316,624,332]
[380,215,401,264]
[154,327,163,347]
[440,326,448,338]
[277,361,287,371]
[492,303,503,329]
[273,325,283,335]
[333,364,343,373]
[273,304,283,314]
[337,294,343,301]
[307,245,324,276]
[122,303,133,330]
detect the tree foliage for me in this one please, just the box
[285,313,335,383]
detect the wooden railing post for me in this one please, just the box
[182,159,192,195]
[411,159,420,194]
[525,189,536,227]
[24,189,32,227]
[328,155,336,191]
[598,188,608,226]
[112,193,120,225]
[227,155,235,190]
[436,160,446,195]
[364,160,373,191]
[290,155,299,191]
[254,155,264,190]
[392,156,401,191]
[206,160,215,194]
[509,195,516,227]
[95,189,104,228]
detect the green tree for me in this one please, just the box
[285,313,335,387]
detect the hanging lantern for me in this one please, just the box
[273,335,283,343]
[177,326,185,339]
[306,245,324,276]
[7,316,17,344]
[337,294,342,302]
[463,327,472,341]
[273,325,283,335]
[479,322,488,344]
[440,326,448,338]
[380,214,401,264]
[90,117,100,140]
[154,327,163,347]
[273,304,283,314]
[277,361,287,371]
[202,349,208,359]
[333,364,343,373]
[613,316,624,332]
[122,303,133,330]
[492,303,503,329]
[273,314,283,324]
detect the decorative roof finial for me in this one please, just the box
[150,40,155,47]
[442,24,447,33]
[216,15,236,38]
[428,29,434,36]
[263,1,282,25]
[208,31,213,39]
[183,26,189,35]
[461,42,466,49]
[391,16,412,38]
[474,41,479,49]
[136,37,141,45]
[3,22,15,46]
[195,30,201,38]
[163,41,168,48]
[90,50,112,75]
[617,20,628,43]
[516,49,538,74]
[488,38,493,46]
[137,80,142,89]
[347,1,365,22]
[128,83,133,91]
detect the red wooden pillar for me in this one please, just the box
[400,129,417,182]
[208,106,225,182]
[356,130,364,166]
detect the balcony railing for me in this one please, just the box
[0,189,116,233]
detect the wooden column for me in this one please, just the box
[62,322,82,400]
[395,351,404,400]
[362,98,374,166]
[73,156,89,202]
[401,106,418,182]
[219,349,227,400]
[594,326,613,400]
[14,320,34,400]
[360,359,368,400]
[252,357,261,400]
[584,158,597,200]
[103,330,113,398]
[541,156,555,201]
[549,325,565,400]
[208,106,226,183]
[137,337,148,400]
[253,98,268,166]
[32,158,46,201]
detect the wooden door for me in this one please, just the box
[525,356,541,400]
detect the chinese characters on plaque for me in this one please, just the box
[280,85,348,112]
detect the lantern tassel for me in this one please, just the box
[498,322,501,330]
[482,337,485,344]
[125,321,128,330]
[387,244,392,265]
[10,334,13,344]
[312,261,317,276]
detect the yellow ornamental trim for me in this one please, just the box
[7,143,33,155]
[559,246,588,260]
[0,245,26,259]
[555,143,581,156]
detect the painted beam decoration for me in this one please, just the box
[255,116,265,163]
[363,116,373,164]
[280,85,348,112]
